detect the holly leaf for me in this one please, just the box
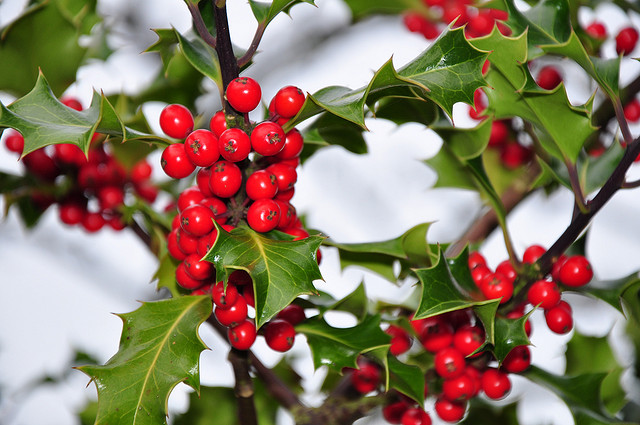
[387,355,425,404]
[249,0,316,28]
[203,224,323,328]
[413,249,499,320]
[323,282,369,320]
[296,315,391,371]
[566,332,627,415]
[470,28,596,163]
[325,223,437,282]
[525,366,635,425]
[0,0,98,96]
[285,27,488,130]
[0,72,167,157]
[77,296,212,425]
[434,118,492,160]
[300,113,367,162]
[492,314,532,363]
[425,143,477,190]
[341,0,426,20]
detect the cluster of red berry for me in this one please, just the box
[346,245,593,424]
[403,0,509,41]
[159,77,315,351]
[3,97,157,232]
[469,245,593,334]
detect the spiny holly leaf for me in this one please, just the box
[372,95,440,127]
[492,314,532,363]
[433,117,492,160]
[324,223,437,282]
[296,315,390,371]
[285,27,488,130]
[0,72,166,157]
[341,0,426,20]
[77,296,212,425]
[566,332,627,415]
[203,224,323,328]
[387,355,425,404]
[525,366,635,425]
[249,0,316,28]
[413,249,500,320]
[300,113,367,163]
[324,282,369,321]
[470,28,596,163]
[0,0,98,96]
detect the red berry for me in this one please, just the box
[417,316,454,353]
[246,170,278,200]
[184,129,220,167]
[22,149,60,181]
[536,66,562,90]
[215,295,248,327]
[209,160,242,198]
[160,104,194,139]
[468,88,486,119]
[350,359,380,394]
[81,211,105,233]
[434,347,466,379]
[544,301,573,334]
[226,77,262,113]
[180,204,215,237]
[495,260,517,284]
[251,121,286,157]
[488,120,509,148]
[53,143,86,167]
[4,129,24,154]
[500,142,532,169]
[527,280,561,309]
[247,198,281,233]
[467,251,486,270]
[59,201,86,226]
[467,11,494,38]
[183,253,213,280]
[211,281,239,310]
[97,186,125,211]
[227,319,257,350]
[502,345,531,373]
[403,14,440,40]
[275,129,305,160]
[176,228,199,255]
[385,325,413,356]
[167,228,188,261]
[480,272,513,303]
[522,244,546,264]
[383,401,409,425]
[209,110,227,137]
[200,196,228,222]
[176,261,204,290]
[558,255,593,287]
[273,86,305,118]
[130,159,152,183]
[218,128,251,162]
[481,368,511,400]
[61,96,83,111]
[266,163,297,191]
[161,143,196,179]
[434,397,466,423]
[453,325,484,357]
[616,27,639,56]
[229,270,253,286]
[585,21,607,40]
[277,304,306,325]
[442,373,475,401]
[264,319,296,352]
[624,99,640,122]
[401,408,432,425]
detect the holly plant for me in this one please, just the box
[2,0,640,424]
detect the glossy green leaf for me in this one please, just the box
[78,296,212,425]
[470,29,596,163]
[296,315,390,371]
[249,0,316,27]
[434,118,492,160]
[325,282,369,320]
[300,113,367,162]
[372,95,440,127]
[0,72,166,157]
[286,28,488,130]
[566,332,626,415]
[341,0,426,20]
[0,0,98,96]
[525,366,635,425]
[203,224,323,328]
[174,29,222,86]
[492,314,532,363]
[325,223,436,282]
[425,144,477,190]
[387,355,425,404]
[414,250,499,320]
[153,254,183,298]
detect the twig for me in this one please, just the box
[228,348,258,425]
[564,158,589,213]
[187,2,217,49]
[238,24,266,68]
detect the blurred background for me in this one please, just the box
[1,0,639,424]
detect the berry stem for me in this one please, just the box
[564,159,589,214]
[187,2,217,49]
[614,98,634,147]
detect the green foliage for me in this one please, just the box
[77,296,212,425]
[203,224,324,328]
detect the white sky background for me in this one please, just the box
[0,0,639,424]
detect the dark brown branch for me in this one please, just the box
[213,1,240,90]
[228,348,258,425]
[564,158,588,213]
[128,219,157,255]
[187,3,217,49]
[238,24,266,68]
